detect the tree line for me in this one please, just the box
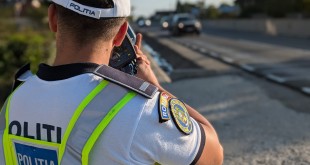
[236,0,310,18]
[176,0,310,19]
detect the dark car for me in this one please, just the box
[160,15,172,30]
[169,13,202,36]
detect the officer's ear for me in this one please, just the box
[48,4,57,33]
[113,21,128,47]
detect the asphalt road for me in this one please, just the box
[140,26,310,96]
[203,27,310,51]
[138,25,310,165]
[175,30,310,96]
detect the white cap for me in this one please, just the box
[52,0,130,19]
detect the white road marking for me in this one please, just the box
[191,45,198,50]
[302,87,310,94]
[139,82,150,91]
[240,64,256,72]
[209,52,219,58]
[199,48,207,53]
[266,74,287,83]
[221,57,235,63]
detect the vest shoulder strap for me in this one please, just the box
[12,63,34,91]
[93,65,158,99]
[11,64,158,99]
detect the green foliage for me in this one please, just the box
[206,6,220,19]
[0,5,53,105]
[7,35,29,63]
[176,2,198,13]
[0,46,6,70]
[264,0,296,18]
[24,5,48,23]
[0,6,14,18]
[236,0,310,18]
[0,31,52,79]
[0,29,53,105]
[301,0,310,16]
[0,21,17,41]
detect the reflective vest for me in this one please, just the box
[2,81,136,165]
[1,64,158,165]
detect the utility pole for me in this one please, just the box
[176,0,181,12]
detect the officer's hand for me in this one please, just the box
[134,33,161,87]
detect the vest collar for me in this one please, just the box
[37,63,100,81]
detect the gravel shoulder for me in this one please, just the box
[162,75,310,165]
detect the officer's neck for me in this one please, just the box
[53,38,113,66]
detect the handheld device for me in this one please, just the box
[109,25,137,75]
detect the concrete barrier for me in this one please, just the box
[203,19,310,38]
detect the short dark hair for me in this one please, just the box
[55,0,126,46]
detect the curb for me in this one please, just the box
[142,45,172,84]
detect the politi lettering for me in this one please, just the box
[69,2,96,16]
[9,121,62,144]
[17,153,56,165]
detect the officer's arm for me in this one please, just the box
[158,87,224,165]
[134,34,223,164]
[184,104,224,165]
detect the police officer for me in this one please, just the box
[0,0,223,164]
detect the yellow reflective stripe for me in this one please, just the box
[3,83,26,165]
[9,135,60,165]
[9,135,60,148]
[58,80,109,164]
[81,91,137,165]
[3,95,14,165]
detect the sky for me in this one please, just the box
[131,0,235,17]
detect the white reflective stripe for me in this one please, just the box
[139,82,150,92]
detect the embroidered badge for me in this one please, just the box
[158,92,171,123]
[170,99,193,135]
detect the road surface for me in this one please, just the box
[138,26,310,165]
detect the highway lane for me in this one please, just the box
[162,28,310,96]
[138,25,310,111]
[203,27,310,51]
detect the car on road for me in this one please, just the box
[160,15,172,30]
[136,18,152,27]
[169,13,202,36]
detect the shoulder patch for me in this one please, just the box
[158,92,171,123]
[170,99,193,135]
[93,65,158,99]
